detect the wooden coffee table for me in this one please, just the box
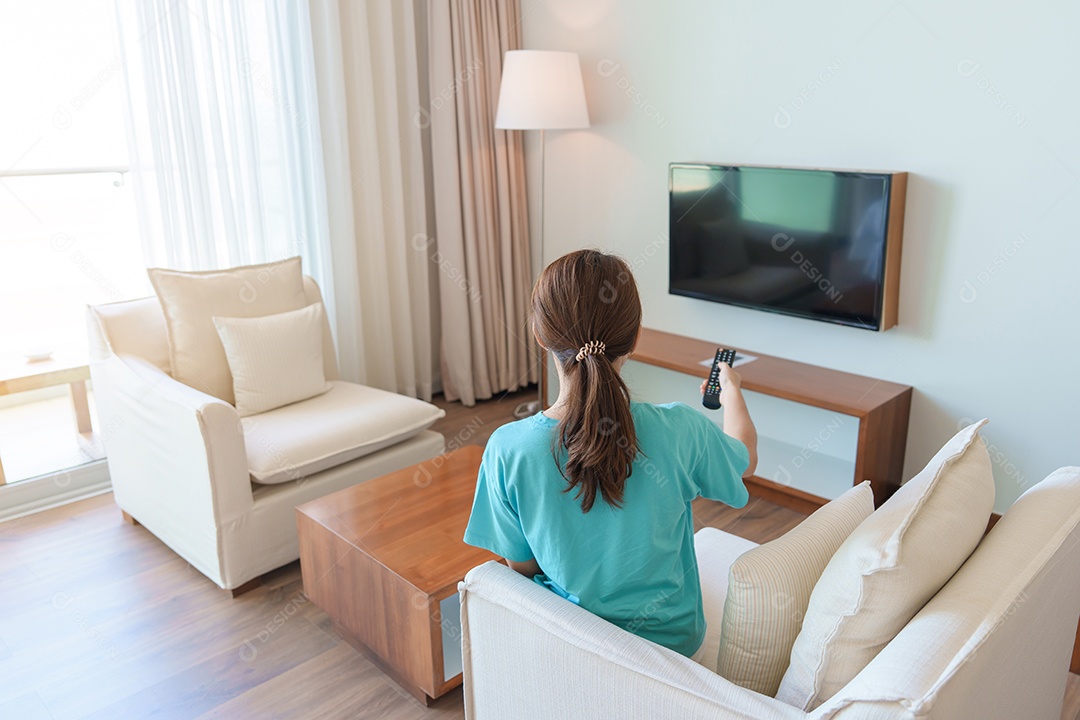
[296,445,498,704]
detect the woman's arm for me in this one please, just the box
[701,365,758,478]
[720,387,758,478]
[508,558,542,578]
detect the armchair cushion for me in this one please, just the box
[717,481,874,696]
[777,419,994,711]
[148,257,307,404]
[213,303,331,417]
[242,380,446,484]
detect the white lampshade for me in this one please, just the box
[495,50,590,130]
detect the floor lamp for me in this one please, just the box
[494,50,590,418]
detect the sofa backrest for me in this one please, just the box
[814,467,1080,720]
[87,275,340,381]
[461,560,809,720]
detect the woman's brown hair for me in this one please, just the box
[531,249,643,512]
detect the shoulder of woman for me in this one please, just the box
[641,400,694,417]
[635,401,707,428]
[483,415,551,459]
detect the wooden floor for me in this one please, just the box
[1,385,1077,719]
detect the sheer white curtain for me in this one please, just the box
[114,0,337,340]
[307,0,436,399]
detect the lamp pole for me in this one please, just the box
[494,50,589,418]
[514,127,546,418]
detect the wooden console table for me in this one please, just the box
[631,328,912,511]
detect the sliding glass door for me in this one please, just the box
[0,0,146,503]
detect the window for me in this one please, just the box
[0,0,146,494]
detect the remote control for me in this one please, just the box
[702,348,737,410]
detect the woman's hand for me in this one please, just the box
[699,364,742,397]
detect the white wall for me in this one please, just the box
[523,0,1080,513]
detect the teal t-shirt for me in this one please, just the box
[463,401,750,657]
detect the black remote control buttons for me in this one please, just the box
[703,348,737,410]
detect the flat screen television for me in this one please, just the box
[669,163,905,331]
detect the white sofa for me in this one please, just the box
[87,277,445,593]
[460,467,1080,719]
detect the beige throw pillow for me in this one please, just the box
[148,257,307,404]
[717,481,875,696]
[213,304,331,417]
[776,419,994,711]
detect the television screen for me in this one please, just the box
[669,163,895,330]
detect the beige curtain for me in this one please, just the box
[428,0,538,406]
[308,0,437,400]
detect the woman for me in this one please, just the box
[464,249,757,660]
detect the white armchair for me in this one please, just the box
[460,467,1080,719]
[88,277,445,594]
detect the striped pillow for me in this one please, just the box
[716,481,875,695]
[212,303,331,417]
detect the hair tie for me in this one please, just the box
[575,340,606,362]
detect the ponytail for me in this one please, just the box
[531,250,643,512]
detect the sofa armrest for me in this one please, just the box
[90,354,253,583]
[459,561,806,720]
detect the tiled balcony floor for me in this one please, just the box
[0,390,103,485]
